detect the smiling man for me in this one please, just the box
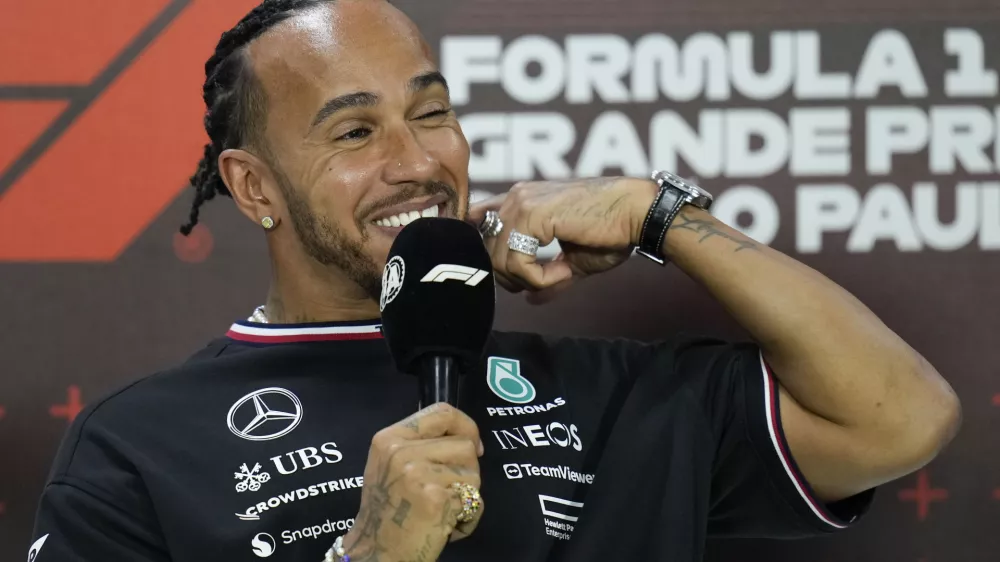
[30,1,960,561]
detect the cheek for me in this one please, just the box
[425,127,471,181]
[312,158,380,225]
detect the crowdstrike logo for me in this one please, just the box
[236,476,364,521]
[251,533,276,558]
[503,463,595,484]
[421,264,490,286]
[227,387,303,442]
[492,421,583,451]
[380,256,405,311]
[487,356,536,404]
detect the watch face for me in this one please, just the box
[655,170,713,199]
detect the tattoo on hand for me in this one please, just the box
[670,210,758,252]
[392,499,411,527]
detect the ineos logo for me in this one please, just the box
[491,422,583,451]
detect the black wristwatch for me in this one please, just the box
[636,171,714,265]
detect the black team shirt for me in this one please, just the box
[30,319,873,561]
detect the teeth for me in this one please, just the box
[374,205,440,228]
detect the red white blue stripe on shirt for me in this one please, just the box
[759,352,849,530]
[226,321,383,344]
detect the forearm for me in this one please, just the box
[630,178,959,453]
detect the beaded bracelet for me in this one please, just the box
[323,535,349,562]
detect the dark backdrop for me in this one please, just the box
[1,0,998,560]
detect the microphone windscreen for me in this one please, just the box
[379,218,496,374]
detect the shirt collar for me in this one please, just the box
[226,319,383,344]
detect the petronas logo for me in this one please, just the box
[487,357,536,404]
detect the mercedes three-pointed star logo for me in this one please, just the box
[226,387,303,441]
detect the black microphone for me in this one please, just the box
[379,217,496,408]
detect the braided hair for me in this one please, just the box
[180,0,332,235]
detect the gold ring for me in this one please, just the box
[449,482,482,523]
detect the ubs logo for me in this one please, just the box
[492,422,583,451]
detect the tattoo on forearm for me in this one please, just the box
[392,500,411,527]
[670,210,758,252]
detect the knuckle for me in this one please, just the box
[400,460,420,478]
[371,430,393,451]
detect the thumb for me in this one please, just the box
[466,193,507,227]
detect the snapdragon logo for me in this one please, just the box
[251,533,276,558]
[282,517,355,545]
[504,463,595,484]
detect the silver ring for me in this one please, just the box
[479,210,504,238]
[507,231,540,257]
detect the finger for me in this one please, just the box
[525,274,576,305]
[448,484,485,541]
[466,193,509,227]
[494,270,524,294]
[393,403,481,449]
[506,248,573,292]
[396,437,483,475]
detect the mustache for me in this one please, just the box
[356,181,459,221]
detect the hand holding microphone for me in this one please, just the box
[341,218,495,561]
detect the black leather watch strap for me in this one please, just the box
[636,185,685,265]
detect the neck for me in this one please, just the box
[263,251,381,325]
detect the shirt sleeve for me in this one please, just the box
[30,403,171,562]
[677,339,875,538]
[31,480,171,562]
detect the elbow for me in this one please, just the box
[889,363,963,472]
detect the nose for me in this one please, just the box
[382,123,439,186]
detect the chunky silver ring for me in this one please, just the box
[450,482,483,523]
[479,210,503,238]
[507,230,540,257]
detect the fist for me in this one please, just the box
[467,177,658,301]
[341,403,485,560]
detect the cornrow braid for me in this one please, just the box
[180,0,332,235]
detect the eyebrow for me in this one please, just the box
[310,92,379,131]
[309,71,451,132]
[408,71,450,95]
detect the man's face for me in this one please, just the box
[248,0,470,298]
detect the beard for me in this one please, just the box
[272,165,462,303]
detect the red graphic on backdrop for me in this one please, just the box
[49,385,85,424]
[898,470,949,521]
[0,0,260,262]
[174,223,215,263]
[993,394,1000,406]
[0,405,5,420]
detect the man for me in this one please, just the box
[30,1,960,561]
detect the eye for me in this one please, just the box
[337,127,372,141]
[417,107,452,120]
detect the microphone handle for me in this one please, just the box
[417,355,459,409]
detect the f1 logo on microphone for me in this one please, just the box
[421,264,489,286]
[503,463,524,479]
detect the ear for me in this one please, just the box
[217,148,283,227]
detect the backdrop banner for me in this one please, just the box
[1,1,997,560]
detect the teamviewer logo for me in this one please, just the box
[503,463,523,479]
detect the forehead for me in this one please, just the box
[247,1,434,132]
